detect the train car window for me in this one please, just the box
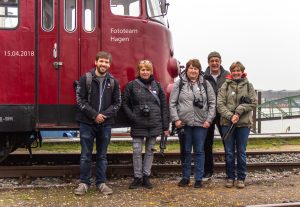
[0,0,18,29]
[110,0,140,17]
[42,0,54,31]
[64,0,77,32]
[83,0,95,32]
[146,0,165,24]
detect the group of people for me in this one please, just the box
[74,51,257,196]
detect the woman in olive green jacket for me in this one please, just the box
[217,61,257,189]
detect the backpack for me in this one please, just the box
[74,71,115,102]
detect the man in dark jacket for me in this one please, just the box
[203,51,230,181]
[74,51,121,195]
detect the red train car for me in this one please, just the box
[0,0,179,161]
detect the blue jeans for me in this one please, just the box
[79,123,111,187]
[181,126,207,181]
[222,126,250,181]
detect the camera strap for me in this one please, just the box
[135,79,161,106]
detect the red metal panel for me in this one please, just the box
[0,0,35,104]
[38,0,59,104]
[100,1,175,94]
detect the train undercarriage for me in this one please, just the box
[0,132,41,162]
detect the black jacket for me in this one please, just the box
[203,66,230,95]
[122,77,169,138]
[76,68,121,125]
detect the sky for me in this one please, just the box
[167,0,300,90]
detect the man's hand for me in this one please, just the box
[95,114,107,124]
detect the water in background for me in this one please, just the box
[258,118,300,133]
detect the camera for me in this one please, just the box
[176,127,185,137]
[240,96,252,104]
[193,98,203,109]
[140,105,150,117]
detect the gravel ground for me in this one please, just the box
[1,169,300,207]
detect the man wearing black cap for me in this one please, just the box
[203,51,230,181]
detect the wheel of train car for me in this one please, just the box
[0,135,17,163]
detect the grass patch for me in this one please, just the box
[18,137,300,153]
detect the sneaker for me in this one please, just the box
[143,176,153,189]
[194,180,202,188]
[236,180,245,189]
[74,183,89,195]
[225,179,234,188]
[129,177,143,189]
[98,183,113,195]
[202,173,213,182]
[178,178,190,187]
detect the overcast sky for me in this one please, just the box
[167,0,300,90]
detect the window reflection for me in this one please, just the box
[65,0,76,32]
[42,0,54,31]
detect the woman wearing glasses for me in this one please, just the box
[122,60,170,189]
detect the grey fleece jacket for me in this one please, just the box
[169,74,216,126]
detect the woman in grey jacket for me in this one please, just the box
[169,59,216,188]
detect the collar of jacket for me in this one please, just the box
[225,72,247,80]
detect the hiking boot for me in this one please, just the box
[202,173,213,182]
[143,176,153,189]
[225,179,234,188]
[129,177,143,189]
[98,183,113,195]
[194,180,202,188]
[74,183,89,195]
[178,178,190,187]
[236,180,245,189]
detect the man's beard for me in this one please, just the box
[96,66,107,75]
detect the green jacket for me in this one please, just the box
[217,75,257,127]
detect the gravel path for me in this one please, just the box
[1,169,300,207]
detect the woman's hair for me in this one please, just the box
[185,59,202,72]
[229,61,245,72]
[136,60,153,76]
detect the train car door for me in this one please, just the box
[38,0,99,127]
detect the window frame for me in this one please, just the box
[64,0,77,33]
[0,0,19,30]
[110,0,141,17]
[82,0,96,33]
[41,0,54,32]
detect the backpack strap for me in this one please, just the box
[135,79,161,106]
[85,71,92,102]
[110,78,115,92]
[202,80,208,101]
[176,78,184,104]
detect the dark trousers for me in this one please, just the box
[79,123,111,187]
[204,115,222,175]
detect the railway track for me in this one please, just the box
[1,151,300,178]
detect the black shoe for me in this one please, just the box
[129,177,143,189]
[143,176,153,189]
[194,180,202,188]
[202,173,213,181]
[178,178,190,187]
